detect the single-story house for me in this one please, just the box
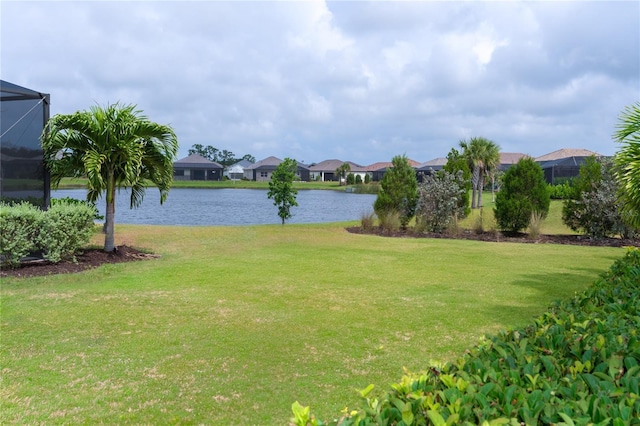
[367,159,422,182]
[415,157,447,180]
[309,159,366,182]
[173,154,224,181]
[535,148,601,184]
[225,159,253,180]
[243,156,311,182]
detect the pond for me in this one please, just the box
[52,188,376,226]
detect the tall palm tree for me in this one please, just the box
[460,137,501,209]
[41,103,179,252]
[614,102,640,228]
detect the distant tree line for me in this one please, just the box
[188,144,255,167]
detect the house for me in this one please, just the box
[309,159,366,182]
[535,148,601,184]
[225,159,253,180]
[367,159,422,182]
[499,152,529,171]
[173,154,224,181]
[415,157,447,180]
[243,156,311,182]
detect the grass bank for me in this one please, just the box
[1,223,622,424]
[57,177,350,191]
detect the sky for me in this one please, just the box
[2,1,639,166]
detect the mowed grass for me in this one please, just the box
[1,222,623,424]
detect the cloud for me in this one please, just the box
[1,1,637,165]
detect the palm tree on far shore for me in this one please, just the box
[41,102,179,252]
[460,137,501,209]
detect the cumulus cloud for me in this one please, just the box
[2,1,637,165]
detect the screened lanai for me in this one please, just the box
[0,80,50,208]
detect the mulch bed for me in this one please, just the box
[345,226,640,248]
[0,245,158,279]
[3,230,637,279]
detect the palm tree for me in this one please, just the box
[336,162,351,185]
[41,103,179,252]
[614,102,640,228]
[460,137,501,209]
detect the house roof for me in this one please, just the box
[309,159,365,172]
[230,159,253,168]
[174,154,223,169]
[365,159,421,171]
[244,156,283,170]
[500,152,529,165]
[244,156,310,170]
[416,157,447,170]
[535,148,600,162]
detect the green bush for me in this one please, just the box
[495,158,550,233]
[293,248,640,425]
[373,155,418,229]
[548,182,574,200]
[0,201,96,267]
[355,174,363,185]
[0,202,41,267]
[36,201,96,263]
[347,173,355,185]
[364,174,371,184]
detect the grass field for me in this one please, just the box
[0,217,623,424]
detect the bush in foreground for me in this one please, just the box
[292,248,640,425]
[0,200,96,267]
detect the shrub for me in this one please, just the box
[495,157,550,233]
[364,174,371,184]
[293,248,640,425]
[0,201,96,267]
[360,211,376,232]
[36,201,96,263]
[0,202,41,267]
[355,174,363,185]
[346,173,355,185]
[527,210,544,239]
[548,182,573,200]
[377,209,401,235]
[563,157,637,239]
[415,171,467,233]
[373,155,418,229]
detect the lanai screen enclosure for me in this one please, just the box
[0,80,50,208]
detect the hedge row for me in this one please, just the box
[0,200,96,267]
[293,248,640,426]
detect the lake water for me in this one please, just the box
[52,188,376,226]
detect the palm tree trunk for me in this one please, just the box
[477,172,484,208]
[471,167,479,209]
[104,179,116,252]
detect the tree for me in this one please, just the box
[564,156,637,238]
[42,103,178,252]
[267,158,299,225]
[614,102,640,228]
[188,144,255,167]
[416,170,467,233]
[443,147,472,217]
[494,157,550,233]
[336,162,351,185]
[460,137,501,209]
[373,154,418,228]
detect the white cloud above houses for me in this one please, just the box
[2,1,638,165]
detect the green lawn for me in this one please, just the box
[1,222,623,424]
